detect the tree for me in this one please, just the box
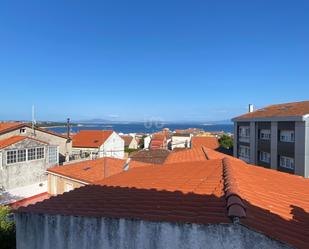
[219,134,233,149]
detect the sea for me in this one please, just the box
[47,123,234,135]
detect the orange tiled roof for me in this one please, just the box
[0,136,27,149]
[234,100,309,120]
[0,136,48,149]
[0,122,68,139]
[48,157,150,183]
[16,150,309,248]
[120,135,133,147]
[191,136,220,150]
[164,147,208,164]
[72,130,113,148]
[18,160,230,225]
[130,149,170,164]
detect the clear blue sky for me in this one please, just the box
[0,0,308,122]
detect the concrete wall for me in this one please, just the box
[15,213,292,249]
[294,121,308,177]
[47,174,85,195]
[0,139,58,190]
[0,126,72,162]
[143,136,151,149]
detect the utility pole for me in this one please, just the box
[32,105,36,136]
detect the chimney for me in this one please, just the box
[123,158,131,171]
[248,104,254,113]
[67,118,71,140]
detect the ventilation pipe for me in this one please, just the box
[248,104,254,113]
[123,158,131,171]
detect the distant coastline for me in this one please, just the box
[47,123,234,134]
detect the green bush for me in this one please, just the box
[219,134,233,149]
[0,206,16,249]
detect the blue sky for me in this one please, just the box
[0,0,308,122]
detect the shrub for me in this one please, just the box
[0,206,16,249]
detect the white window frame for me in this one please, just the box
[17,149,26,162]
[48,146,58,164]
[239,126,250,142]
[259,151,270,163]
[260,129,271,140]
[36,147,45,160]
[280,130,295,143]
[279,156,294,169]
[27,148,36,161]
[6,150,17,164]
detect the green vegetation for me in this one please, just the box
[0,206,16,249]
[219,134,233,149]
[139,135,147,149]
[125,147,139,154]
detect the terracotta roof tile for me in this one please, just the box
[48,157,150,183]
[234,100,309,120]
[15,149,309,248]
[17,160,230,224]
[165,147,208,164]
[0,122,68,139]
[191,136,220,150]
[130,149,170,164]
[72,130,114,148]
[120,135,133,147]
[0,136,48,149]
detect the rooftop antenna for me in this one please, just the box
[32,105,36,136]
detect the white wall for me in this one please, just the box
[100,132,124,159]
[171,136,191,150]
[144,136,151,149]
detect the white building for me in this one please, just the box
[72,130,124,159]
[171,133,192,150]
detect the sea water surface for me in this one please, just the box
[47,123,233,134]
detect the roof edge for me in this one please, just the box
[222,157,246,220]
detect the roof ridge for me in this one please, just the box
[222,157,246,222]
[201,146,210,160]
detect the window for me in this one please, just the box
[28,148,36,160]
[238,145,250,162]
[239,126,250,142]
[7,151,17,164]
[19,128,26,134]
[239,126,250,137]
[17,149,26,162]
[280,130,295,142]
[48,146,58,164]
[259,151,270,163]
[279,156,294,169]
[260,129,271,140]
[36,147,45,159]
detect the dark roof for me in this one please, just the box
[234,100,309,120]
[130,149,170,164]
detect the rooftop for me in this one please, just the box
[0,135,48,149]
[191,136,220,150]
[47,157,149,183]
[0,122,68,139]
[130,149,170,164]
[234,100,309,120]
[16,150,309,249]
[72,130,114,148]
[164,147,208,164]
[120,135,134,147]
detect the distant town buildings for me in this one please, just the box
[233,101,309,178]
[120,135,139,149]
[72,130,124,159]
[171,133,192,150]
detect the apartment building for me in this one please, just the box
[232,101,309,178]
